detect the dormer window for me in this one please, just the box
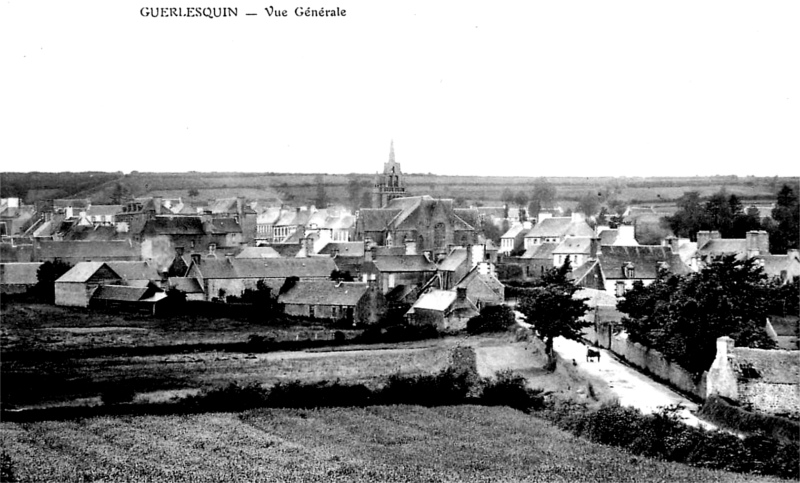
[623,262,635,279]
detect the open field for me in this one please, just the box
[0,303,358,353]
[0,405,784,483]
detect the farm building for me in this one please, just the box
[406,287,479,331]
[186,257,337,301]
[0,262,42,294]
[360,253,437,294]
[90,283,167,315]
[105,261,163,287]
[167,277,205,301]
[707,336,800,419]
[278,280,385,324]
[54,262,123,307]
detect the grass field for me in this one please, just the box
[0,405,784,483]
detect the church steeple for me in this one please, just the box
[372,140,407,208]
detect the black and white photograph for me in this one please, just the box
[1,0,798,481]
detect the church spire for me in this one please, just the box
[388,139,395,163]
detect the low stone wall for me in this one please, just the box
[585,325,706,400]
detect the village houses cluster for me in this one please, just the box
[2,147,800,419]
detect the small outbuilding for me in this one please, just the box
[0,262,42,294]
[54,262,123,307]
[278,280,384,324]
[405,287,479,331]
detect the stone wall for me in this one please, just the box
[740,383,800,418]
[585,326,706,399]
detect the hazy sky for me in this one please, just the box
[2,1,798,177]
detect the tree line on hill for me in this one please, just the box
[662,184,799,253]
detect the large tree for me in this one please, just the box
[517,259,590,369]
[618,255,777,374]
[577,191,601,217]
[768,184,800,254]
[35,260,72,303]
[528,178,557,218]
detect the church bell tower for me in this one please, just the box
[372,140,406,208]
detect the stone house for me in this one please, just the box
[499,223,530,255]
[167,276,205,301]
[405,287,480,331]
[54,262,124,307]
[707,336,800,418]
[572,245,689,296]
[552,237,599,269]
[454,264,505,309]
[360,252,437,294]
[278,280,385,324]
[523,214,595,250]
[186,257,337,301]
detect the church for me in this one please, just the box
[356,142,478,256]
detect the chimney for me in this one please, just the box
[696,230,711,248]
[757,230,769,254]
[175,246,185,257]
[589,237,599,259]
[191,253,201,265]
[423,250,433,263]
[367,273,377,289]
[665,236,679,253]
[710,230,721,240]
[571,212,585,223]
[364,247,374,262]
[303,236,315,256]
[405,237,417,255]
[456,287,467,300]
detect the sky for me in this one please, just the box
[2,1,798,177]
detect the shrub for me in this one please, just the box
[378,368,472,406]
[182,382,269,412]
[266,380,373,408]
[466,305,516,334]
[100,385,136,406]
[480,370,544,411]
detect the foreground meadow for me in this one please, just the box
[0,405,784,483]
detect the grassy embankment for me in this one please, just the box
[0,405,787,483]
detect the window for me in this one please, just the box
[615,281,626,297]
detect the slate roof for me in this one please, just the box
[359,209,402,232]
[758,254,800,280]
[208,198,240,214]
[168,277,204,294]
[521,243,558,260]
[373,246,406,257]
[236,246,281,259]
[271,243,303,257]
[454,208,480,229]
[570,259,601,284]
[205,218,242,234]
[455,268,505,298]
[256,207,283,223]
[410,289,458,311]
[278,281,369,306]
[598,245,689,280]
[142,217,205,236]
[316,242,364,257]
[573,287,618,307]
[553,237,594,255]
[192,257,336,279]
[697,239,748,257]
[105,261,160,281]
[56,262,114,283]
[62,225,122,241]
[526,218,594,239]
[86,205,123,217]
[0,262,42,285]
[37,240,140,260]
[501,224,528,239]
[438,248,468,272]
[372,255,437,273]
[599,229,619,246]
[322,215,356,230]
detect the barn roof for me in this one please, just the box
[236,246,281,259]
[191,257,336,279]
[438,248,468,272]
[278,281,369,306]
[316,242,364,257]
[168,277,204,294]
[455,268,505,298]
[56,262,115,283]
[105,261,160,282]
[372,255,437,273]
[93,285,150,302]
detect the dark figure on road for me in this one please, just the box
[586,348,601,362]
